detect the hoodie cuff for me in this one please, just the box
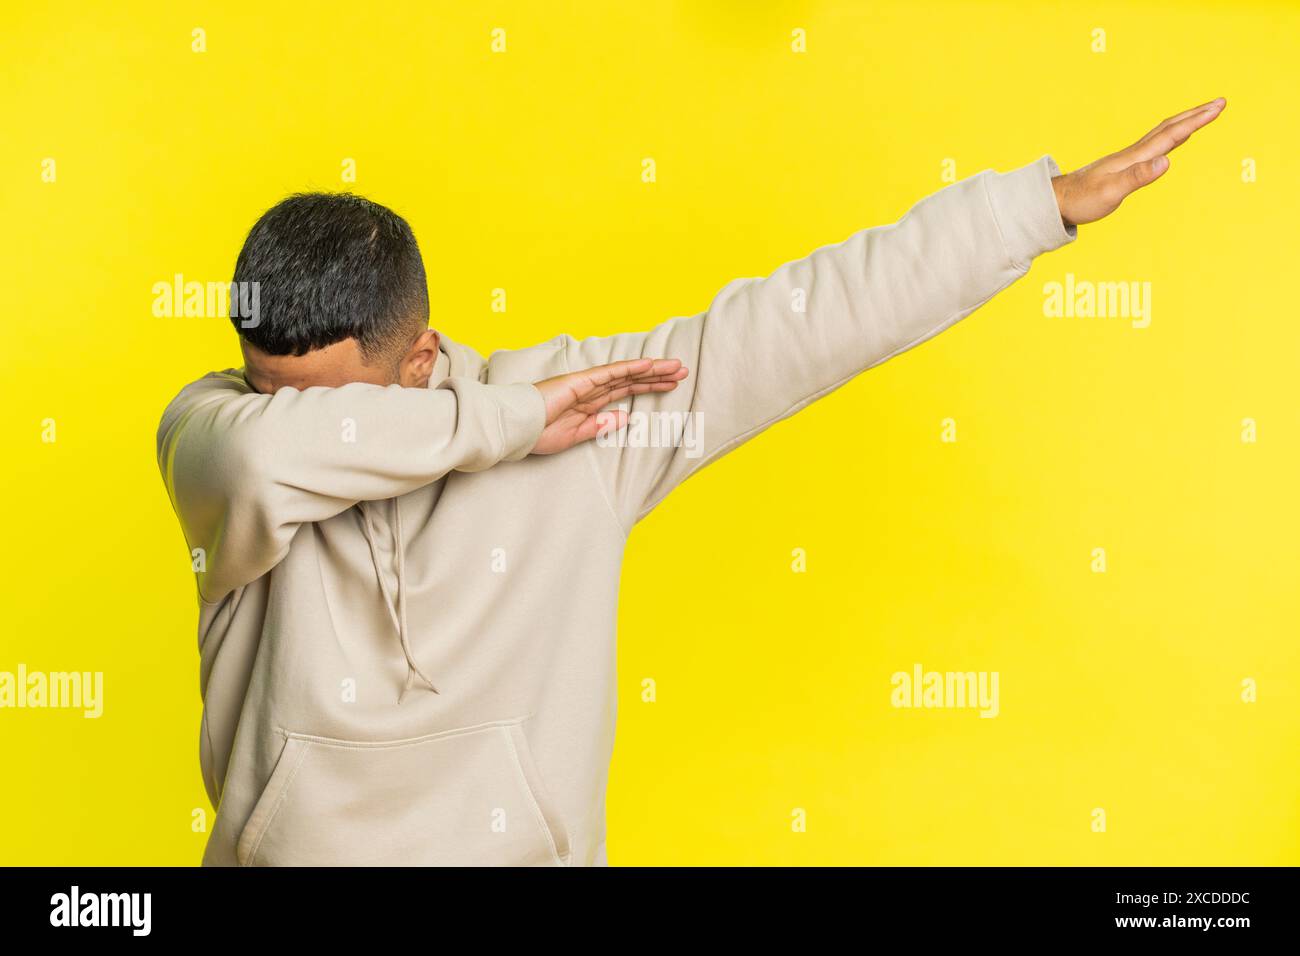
[493,382,547,462]
[435,378,547,464]
[982,154,1077,270]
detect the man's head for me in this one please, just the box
[232,193,438,393]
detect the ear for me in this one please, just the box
[398,328,441,388]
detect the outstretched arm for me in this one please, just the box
[566,99,1226,528]
[157,358,684,602]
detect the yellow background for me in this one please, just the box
[2,0,1296,865]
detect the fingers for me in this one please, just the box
[536,358,687,422]
[534,359,686,452]
[574,378,681,411]
[1127,98,1225,162]
[579,358,682,389]
[580,358,652,388]
[572,361,688,405]
[1098,97,1225,205]
[575,377,684,413]
[590,380,681,406]
[1141,97,1226,141]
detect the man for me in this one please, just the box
[157,99,1224,866]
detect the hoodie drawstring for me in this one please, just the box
[358,499,439,702]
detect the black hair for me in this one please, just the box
[231,192,428,362]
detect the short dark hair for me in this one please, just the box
[231,193,428,361]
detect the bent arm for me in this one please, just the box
[156,372,545,602]
[566,156,1075,527]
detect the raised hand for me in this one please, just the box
[531,358,689,454]
[1051,97,1226,227]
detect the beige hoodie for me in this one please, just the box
[157,157,1074,866]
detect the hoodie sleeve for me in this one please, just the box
[564,155,1076,528]
[156,372,545,603]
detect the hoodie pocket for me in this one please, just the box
[235,717,571,867]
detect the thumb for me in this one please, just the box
[572,409,627,446]
[1122,154,1170,195]
[594,410,627,436]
